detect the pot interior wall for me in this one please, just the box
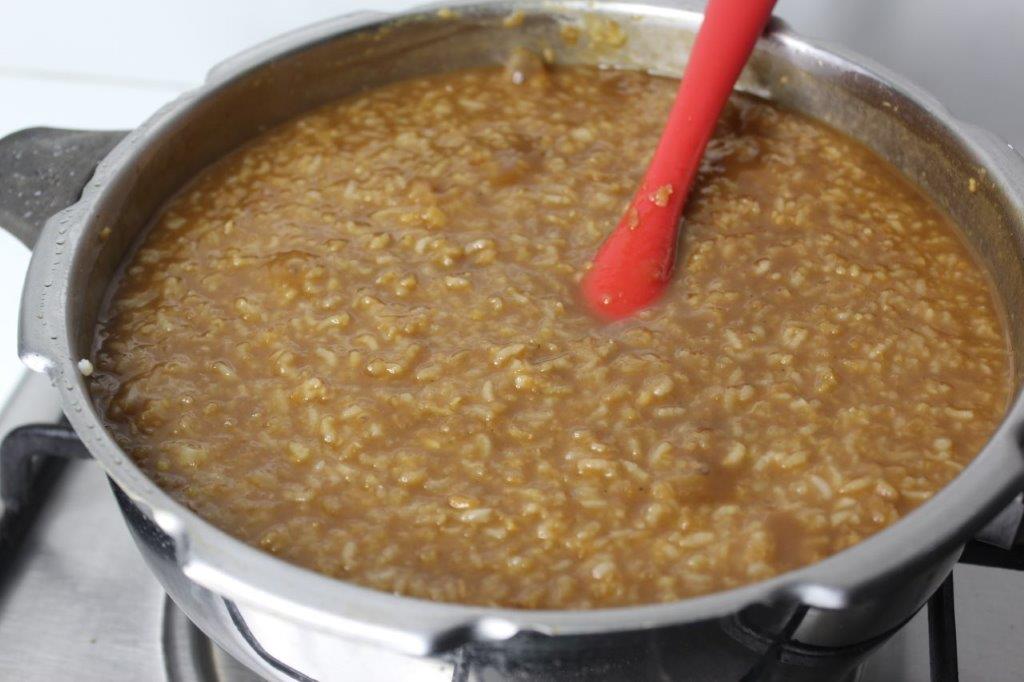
[73,2,1024,390]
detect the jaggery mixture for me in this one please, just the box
[90,63,1010,609]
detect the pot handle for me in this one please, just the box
[0,127,127,249]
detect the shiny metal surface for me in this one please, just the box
[0,460,164,682]
[2,0,1024,679]
[163,599,455,682]
[164,600,262,682]
[0,373,165,682]
[0,372,63,516]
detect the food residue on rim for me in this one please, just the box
[559,24,581,46]
[504,47,548,86]
[502,9,525,28]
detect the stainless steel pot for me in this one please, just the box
[2,2,1024,680]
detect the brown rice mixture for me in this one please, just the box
[90,62,1010,608]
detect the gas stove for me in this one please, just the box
[0,373,1022,681]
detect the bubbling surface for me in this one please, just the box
[92,64,1010,608]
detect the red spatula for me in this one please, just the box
[581,0,778,321]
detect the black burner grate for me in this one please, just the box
[0,421,88,574]
[927,574,959,682]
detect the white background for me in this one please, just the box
[0,0,1022,406]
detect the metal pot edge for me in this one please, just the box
[13,0,1024,656]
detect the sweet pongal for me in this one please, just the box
[90,62,1010,608]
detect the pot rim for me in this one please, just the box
[18,0,1024,656]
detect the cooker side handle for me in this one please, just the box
[0,128,127,249]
